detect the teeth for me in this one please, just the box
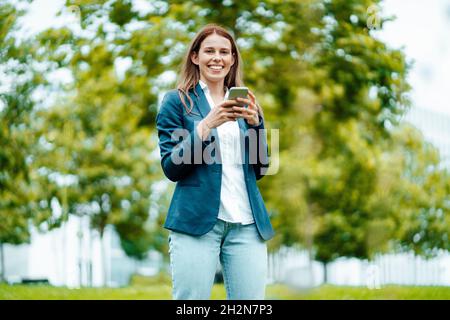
[209,66,223,70]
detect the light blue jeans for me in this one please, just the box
[168,219,267,300]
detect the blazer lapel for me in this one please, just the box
[191,83,211,119]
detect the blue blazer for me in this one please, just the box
[156,83,274,241]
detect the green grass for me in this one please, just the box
[1,275,449,300]
[265,284,450,300]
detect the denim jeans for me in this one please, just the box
[168,219,267,300]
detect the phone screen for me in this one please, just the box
[227,87,248,99]
[227,87,248,107]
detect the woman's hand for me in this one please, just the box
[204,99,240,128]
[232,90,262,126]
[197,99,239,140]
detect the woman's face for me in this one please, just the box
[191,33,235,85]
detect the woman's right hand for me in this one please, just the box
[197,99,239,140]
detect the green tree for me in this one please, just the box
[384,125,450,256]
[31,2,166,284]
[0,0,53,282]
[34,86,159,285]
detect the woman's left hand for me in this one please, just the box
[233,90,262,126]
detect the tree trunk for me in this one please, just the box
[61,186,69,286]
[100,227,108,287]
[323,262,328,284]
[0,242,5,283]
[305,204,314,287]
[61,222,67,286]
[88,228,93,287]
[77,217,83,287]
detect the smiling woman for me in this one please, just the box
[176,25,243,116]
[191,35,234,83]
[156,24,273,300]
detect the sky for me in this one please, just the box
[376,0,450,116]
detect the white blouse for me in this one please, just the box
[199,80,254,225]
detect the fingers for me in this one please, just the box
[248,90,256,101]
[236,97,257,111]
[218,92,261,123]
[244,92,262,115]
[221,110,239,122]
[231,106,258,118]
[236,97,251,105]
[221,99,239,108]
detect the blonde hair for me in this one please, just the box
[176,24,244,114]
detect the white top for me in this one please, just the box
[199,80,255,225]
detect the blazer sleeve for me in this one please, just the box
[156,91,205,182]
[248,115,270,181]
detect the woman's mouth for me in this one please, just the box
[208,65,224,72]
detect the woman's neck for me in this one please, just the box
[201,77,225,97]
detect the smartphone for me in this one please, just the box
[226,87,248,107]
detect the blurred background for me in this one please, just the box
[0,0,449,298]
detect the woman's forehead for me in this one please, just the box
[201,34,232,49]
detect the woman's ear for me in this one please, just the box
[191,52,199,65]
[231,53,235,66]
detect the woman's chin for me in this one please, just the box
[204,74,226,83]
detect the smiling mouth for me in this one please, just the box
[208,65,224,70]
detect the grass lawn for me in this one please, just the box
[1,280,450,300]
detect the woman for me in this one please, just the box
[156,24,274,300]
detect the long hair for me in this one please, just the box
[176,24,244,114]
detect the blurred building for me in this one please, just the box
[268,247,450,287]
[2,215,163,287]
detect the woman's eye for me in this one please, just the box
[204,49,229,54]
